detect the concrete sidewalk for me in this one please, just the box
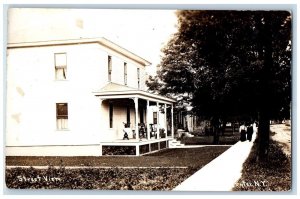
[173,133,257,191]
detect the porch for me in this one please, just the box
[93,83,177,154]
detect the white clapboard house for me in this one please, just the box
[6,38,176,156]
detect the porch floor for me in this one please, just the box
[101,137,172,145]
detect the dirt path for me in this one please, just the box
[270,124,291,157]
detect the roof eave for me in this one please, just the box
[93,90,176,104]
[7,37,152,66]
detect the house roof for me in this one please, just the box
[7,37,151,66]
[93,82,176,104]
[100,82,137,92]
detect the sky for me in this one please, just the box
[7,8,178,75]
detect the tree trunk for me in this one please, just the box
[212,117,220,144]
[222,120,227,136]
[257,14,273,162]
[213,127,220,144]
[257,111,270,161]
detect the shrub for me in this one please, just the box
[139,145,150,155]
[150,143,159,151]
[181,135,239,145]
[102,146,136,156]
[160,141,167,149]
[6,167,196,190]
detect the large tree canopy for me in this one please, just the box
[147,10,291,160]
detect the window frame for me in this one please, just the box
[139,107,144,124]
[109,103,113,128]
[126,106,130,127]
[137,67,140,89]
[108,55,112,82]
[56,103,68,130]
[54,53,67,80]
[124,62,128,85]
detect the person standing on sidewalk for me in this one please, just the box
[239,122,247,142]
[246,123,254,141]
[253,121,258,134]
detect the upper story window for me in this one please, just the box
[56,103,68,130]
[54,53,67,80]
[108,55,112,82]
[124,62,127,85]
[137,68,140,89]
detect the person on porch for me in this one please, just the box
[123,123,131,140]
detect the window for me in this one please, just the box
[56,103,68,130]
[55,53,67,80]
[139,108,144,124]
[153,112,158,124]
[137,68,140,89]
[124,62,127,85]
[109,103,113,128]
[108,56,112,82]
[126,106,130,127]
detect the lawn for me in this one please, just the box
[232,140,291,191]
[6,146,230,190]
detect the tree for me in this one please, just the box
[147,10,291,161]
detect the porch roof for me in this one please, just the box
[93,82,176,104]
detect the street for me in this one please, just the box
[270,124,291,156]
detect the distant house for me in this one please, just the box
[6,38,176,156]
[176,105,202,133]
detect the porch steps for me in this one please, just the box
[169,139,185,148]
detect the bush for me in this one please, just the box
[6,167,196,190]
[160,141,167,149]
[181,135,239,145]
[150,143,159,151]
[102,146,136,155]
[139,145,150,155]
[181,136,214,145]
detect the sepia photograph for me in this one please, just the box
[4,7,292,192]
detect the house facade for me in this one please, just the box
[6,38,176,156]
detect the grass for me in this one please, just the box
[232,140,291,191]
[6,147,229,169]
[6,146,230,190]
[181,133,240,145]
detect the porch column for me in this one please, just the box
[164,104,167,138]
[146,100,151,140]
[99,98,103,136]
[134,97,139,141]
[157,102,160,139]
[136,145,140,156]
[171,104,174,138]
